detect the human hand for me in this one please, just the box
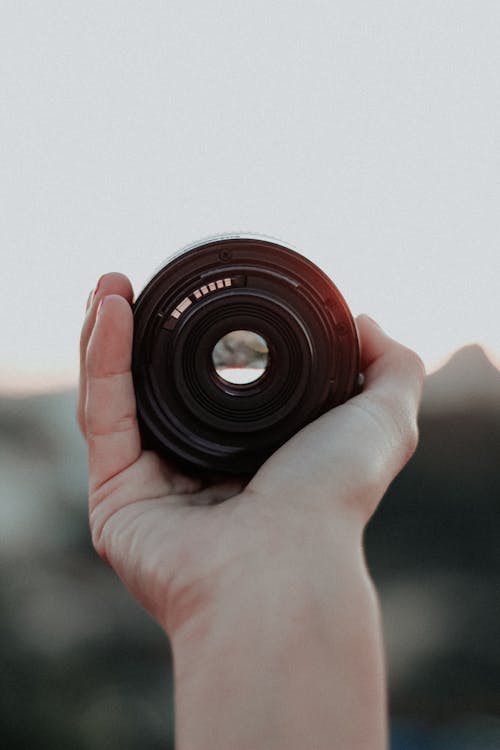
[79,272,425,748]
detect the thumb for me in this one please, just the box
[355,314,426,472]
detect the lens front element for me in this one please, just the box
[212,330,269,385]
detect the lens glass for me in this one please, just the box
[212,330,269,385]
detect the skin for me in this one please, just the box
[78,272,425,749]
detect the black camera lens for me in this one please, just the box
[132,234,360,478]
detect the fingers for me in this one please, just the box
[85,294,141,492]
[246,314,426,520]
[355,314,426,466]
[358,314,426,386]
[78,273,134,436]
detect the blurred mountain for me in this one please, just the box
[365,344,500,722]
[0,389,89,556]
[421,344,500,414]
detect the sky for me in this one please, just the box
[1,1,499,394]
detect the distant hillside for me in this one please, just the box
[422,344,500,414]
[365,344,500,719]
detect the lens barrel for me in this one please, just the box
[132,234,360,478]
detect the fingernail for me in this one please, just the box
[96,297,105,317]
[91,276,103,304]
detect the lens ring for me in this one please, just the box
[174,294,312,428]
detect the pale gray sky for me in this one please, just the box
[1,1,499,393]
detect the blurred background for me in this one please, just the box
[1,1,499,748]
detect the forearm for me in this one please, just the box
[170,542,388,750]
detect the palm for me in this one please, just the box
[88,447,254,630]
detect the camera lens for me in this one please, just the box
[132,233,360,478]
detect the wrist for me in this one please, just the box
[170,537,387,750]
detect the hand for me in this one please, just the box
[78,272,425,749]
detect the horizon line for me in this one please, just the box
[1,342,498,398]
